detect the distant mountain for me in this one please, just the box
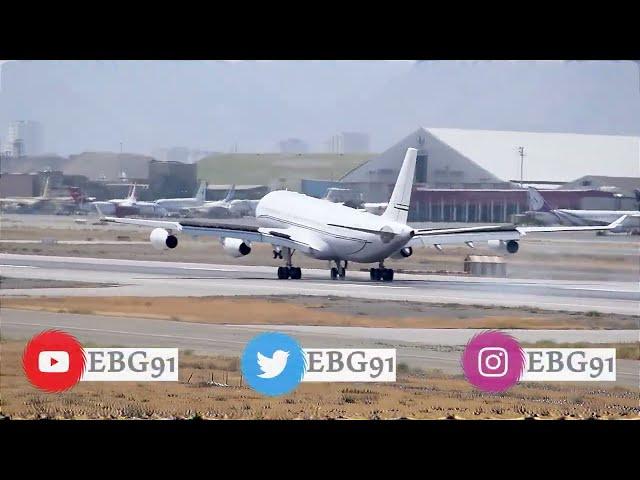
[0,60,637,155]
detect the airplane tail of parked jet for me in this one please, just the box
[41,177,51,199]
[527,187,554,212]
[381,148,417,224]
[128,183,138,202]
[223,184,236,203]
[195,181,207,202]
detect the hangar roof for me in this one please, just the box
[559,175,640,196]
[426,128,639,182]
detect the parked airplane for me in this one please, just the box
[90,184,137,215]
[323,187,387,215]
[229,198,260,217]
[102,149,627,281]
[155,181,207,212]
[0,178,92,212]
[527,187,639,231]
[184,185,239,217]
[91,184,167,217]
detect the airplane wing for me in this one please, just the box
[408,225,521,247]
[407,216,628,248]
[0,198,40,207]
[516,214,628,233]
[101,216,319,254]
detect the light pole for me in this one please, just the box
[517,146,526,188]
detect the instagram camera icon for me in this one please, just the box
[478,347,509,377]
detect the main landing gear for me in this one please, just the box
[370,262,394,282]
[330,260,347,280]
[276,247,302,280]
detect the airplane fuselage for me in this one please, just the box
[255,190,413,263]
[155,198,203,211]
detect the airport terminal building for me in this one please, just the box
[330,127,640,222]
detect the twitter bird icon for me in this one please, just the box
[257,350,289,378]
[241,332,306,396]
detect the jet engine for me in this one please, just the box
[487,239,519,254]
[221,237,252,257]
[390,247,413,259]
[150,228,178,250]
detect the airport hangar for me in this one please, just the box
[302,127,640,223]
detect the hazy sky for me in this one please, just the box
[1,60,638,157]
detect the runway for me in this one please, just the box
[2,309,637,387]
[1,253,639,315]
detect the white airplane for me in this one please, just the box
[0,177,92,212]
[155,181,208,212]
[0,177,52,209]
[184,185,239,217]
[361,202,388,215]
[90,184,138,215]
[527,187,639,230]
[102,148,627,282]
[229,198,260,217]
[323,187,387,215]
[90,184,167,217]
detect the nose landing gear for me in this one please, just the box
[330,260,347,280]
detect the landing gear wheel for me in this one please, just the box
[330,267,338,280]
[277,266,290,279]
[338,267,346,279]
[290,267,302,280]
[370,267,393,281]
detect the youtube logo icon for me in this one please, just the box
[22,330,86,393]
[38,351,70,373]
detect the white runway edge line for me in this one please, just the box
[0,264,39,269]
[1,321,249,346]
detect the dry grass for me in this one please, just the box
[521,341,640,360]
[1,340,638,420]
[1,296,628,329]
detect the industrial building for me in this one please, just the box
[3,120,44,157]
[278,138,309,154]
[325,132,370,154]
[206,184,269,201]
[0,173,40,197]
[303,127,639,222]
[148,159,198,199]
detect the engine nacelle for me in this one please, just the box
[487,239,519,254]
[390,246,413,259]
[221,237,251,257]
[150,228,178,250]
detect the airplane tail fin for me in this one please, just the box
[381,148,417,224]
[527,187,553,212]
[195,181,207,201]
[68,187,82,204]
[128,183,137,201]
[41,177,50,198]
[223,184,236,202]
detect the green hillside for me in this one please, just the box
[196,153,375,190]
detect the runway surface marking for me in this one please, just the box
[0,264,39,269]
[2,321,248,346]
[1,254,638,315]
